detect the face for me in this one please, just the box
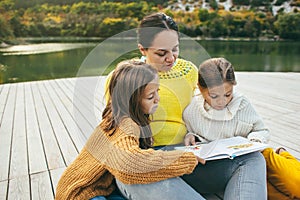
[140,75,160,114]
[138,30,179,72]
[200,82,234,110]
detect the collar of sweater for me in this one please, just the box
[196,92,246,121]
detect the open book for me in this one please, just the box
[175,136,269,161]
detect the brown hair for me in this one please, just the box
[198,57,237,89]
[137,12,179,48]
[102,60,158,149]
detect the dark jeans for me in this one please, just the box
[90,187,126,200]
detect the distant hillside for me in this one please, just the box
[168,0,299,15]
[1,0,299,40]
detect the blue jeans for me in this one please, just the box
[112,144,206,200]
[116,177,205,200]
[90,195,125,200]
[90,188,126,200]
[182,151,267,200]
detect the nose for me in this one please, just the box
[154,93,160,103]
[165,52,175,63]
[216,98,226,106]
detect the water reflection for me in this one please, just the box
[0,40,299,84]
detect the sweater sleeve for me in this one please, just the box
[100,119,197,184]
[245,102,270,144]
[106,136,197,184]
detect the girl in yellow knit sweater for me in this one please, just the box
[55,60,206,200]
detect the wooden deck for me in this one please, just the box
[0,72,299,200]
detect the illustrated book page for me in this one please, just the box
[175,136,269,161]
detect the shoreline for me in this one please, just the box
[1,35,295,47]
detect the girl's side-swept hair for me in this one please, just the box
[101,60,158,149]
[198,57,237,89]
[137,12,179,48]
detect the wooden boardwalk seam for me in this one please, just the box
[0,72,299,200]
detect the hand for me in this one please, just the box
[250,138,261,143]
[196,156,206,165]
[184,134,196,146]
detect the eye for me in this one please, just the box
[156,51,166,57]
[210,95,218,99]
[147,95,154,100]
[172,47,179,53]
[225,93,232,97]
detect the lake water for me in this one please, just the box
[0,39,299,84]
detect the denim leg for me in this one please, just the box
[224,152,267,200]
[116,177,205,200]
[182,152,267,200]
[90,196,107,200]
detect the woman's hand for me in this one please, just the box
[184,134,196,146]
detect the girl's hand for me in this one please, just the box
[184,134,196,146]
[196,156,206,165]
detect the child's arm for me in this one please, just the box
[104,119,198,185]
[245,100,270,143]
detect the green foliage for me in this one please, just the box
[0,14,14,38]
[0,0,14,11]
[232,0,250,6]
[0,0,299,40]
[274,0,286,6]
[209,0,218,10]
[275,13,300,39]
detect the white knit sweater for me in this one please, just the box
[183,92,270,143]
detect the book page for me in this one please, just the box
[175,136,268,161]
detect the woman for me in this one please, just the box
[136,12,198,147]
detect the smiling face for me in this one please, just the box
[140,75,160,114]
[138,30,179,72]
[199,82,234,110]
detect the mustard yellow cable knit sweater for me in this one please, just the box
[55,117,197,200]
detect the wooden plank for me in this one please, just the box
[31,82,65,170]
[0,84,9,119]
[9,84,28,179]
[50,79,94,139]
[44,81,86,151]
[50,167,66,196]
[37,81,78,166]
[57,78,98,131]
[236,73,300,108]
[0,84,15,182]
[8,176,30,200]
[24,82,48,174]
[66,77,103,122]
[0,180,8,200]
[30,171,54,200]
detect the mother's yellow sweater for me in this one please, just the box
[55,118,197,200]
[152,59,198,146]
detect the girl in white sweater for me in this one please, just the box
[183,57,270,145]
[181,57,269,199]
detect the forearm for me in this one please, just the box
[107,151,197,184]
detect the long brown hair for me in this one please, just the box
[101,60,157,149]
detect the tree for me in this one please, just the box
[275,13,300,39]
[98,17,126,37]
